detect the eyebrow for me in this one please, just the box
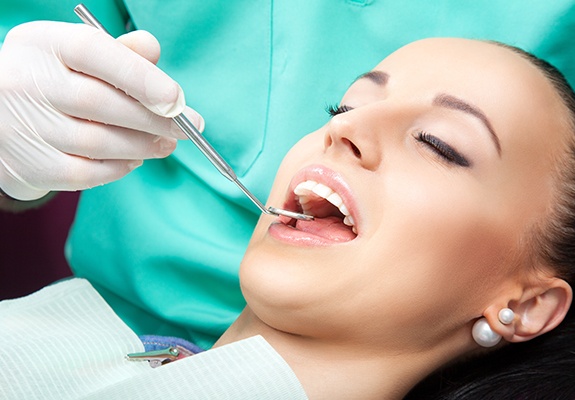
[356,70,390,85]
[433,93,502,156]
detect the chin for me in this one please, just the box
[240,241,307,307]
[239,242,325,330]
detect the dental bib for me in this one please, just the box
[0,279,307,399]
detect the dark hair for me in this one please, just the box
[502,43,575,285]
[406,42,575,400]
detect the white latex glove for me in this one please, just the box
[0,21,205,201]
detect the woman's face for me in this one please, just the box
[240,38,570,350]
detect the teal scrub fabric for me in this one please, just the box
[2,0,575,349]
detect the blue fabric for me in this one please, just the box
[140,335,205,354]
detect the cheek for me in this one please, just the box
[363,172,517,318]
[326,190,516,346]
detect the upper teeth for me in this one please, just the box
[294,180,357,233]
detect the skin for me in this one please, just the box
[215,38,573,399]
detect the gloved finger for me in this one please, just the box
[56,23,184,117]
[49,71,182,138]
[0,148,142,201]
[48,72,204,139]
[44,118,177,160]
[116,30,161,65]
[48,157,144,192]
[113,31,207,136]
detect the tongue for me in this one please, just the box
[295,216,356,242]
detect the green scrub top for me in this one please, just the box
[2,0,575,350]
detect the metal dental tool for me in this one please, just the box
[74,4,313,221]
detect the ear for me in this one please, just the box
[486,277,572,343]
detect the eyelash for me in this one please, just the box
[326,104,470,168]
[326,104,353,116]
[416,131,470,168]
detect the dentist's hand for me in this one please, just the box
[0,21,204,201]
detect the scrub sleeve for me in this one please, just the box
[2,0,575,350]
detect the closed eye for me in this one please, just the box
[416,131,471,168]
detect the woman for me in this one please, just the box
[213,37,574,399]
[2,37,574,399]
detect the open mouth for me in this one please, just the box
[284,179,358,243]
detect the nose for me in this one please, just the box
[324,109,382,171]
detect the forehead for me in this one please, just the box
[367,39,556,110]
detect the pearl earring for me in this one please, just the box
[472,318,502,347]
[498,308,515,325]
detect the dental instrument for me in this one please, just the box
[74,4,313,221]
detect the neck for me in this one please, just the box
[214,308,470,400]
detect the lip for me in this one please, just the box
[268,164,360,246]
